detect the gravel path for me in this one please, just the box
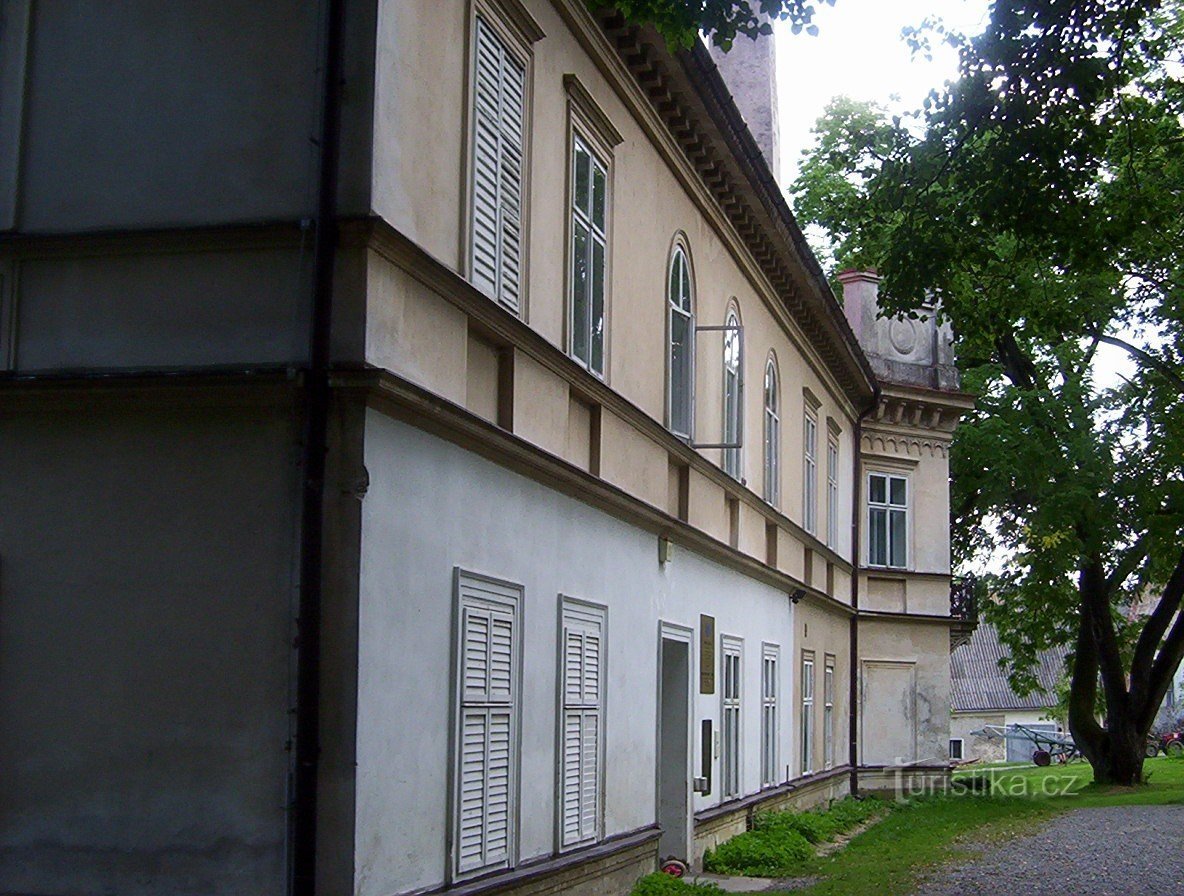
[913,805,1184,896]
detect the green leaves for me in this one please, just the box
[791,0,1184,744]
[589,0,833,49]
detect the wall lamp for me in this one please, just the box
[789,588,807,604]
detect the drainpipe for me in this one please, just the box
[848,389,879,796]
[291,0,345,893]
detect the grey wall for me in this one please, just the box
[0,394,299,895]
[354,413,803,896]
[13,0,322,232]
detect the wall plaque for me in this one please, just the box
[699,614,715,694]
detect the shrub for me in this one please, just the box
[631,872,720,896]
[703,797,886,878]
[703,828,813,877]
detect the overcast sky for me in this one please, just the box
[773,0,991,183]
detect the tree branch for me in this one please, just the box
[1089,331,1184,394]
[1130,546,1184,709]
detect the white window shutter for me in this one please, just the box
[559,604,605,848]
[579,710,600,840]
[470,17,525,313]
[455,573,520,878]
[561,710,582,844]
[497,53,524,312]
[471,19,502,297]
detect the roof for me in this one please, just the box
[951,622,1068,712]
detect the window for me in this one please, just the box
[949,738,964,761]
[667,245,694,438]
[801,652,815,775]
[868,472,908,568]
[453,571,521,878]
[803,411,818,534]
[823,658,835,770]
[763,358,780,506]
[568,136,607,376]
[761,644,779,787]
[826,437,839,549]
[559,598,605,848]
[721,637,742,798]
[722,308,742,478]
[469,14,528,313]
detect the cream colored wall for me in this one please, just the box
[368,0,860,576]
[859,620,951,764]
[794,604,851,772]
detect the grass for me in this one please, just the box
[653,757,1184,896]
[702,797,885,878]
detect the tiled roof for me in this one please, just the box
[951,622,1068,712]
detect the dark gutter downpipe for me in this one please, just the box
[292,0,346,893]
[849,389,880,796]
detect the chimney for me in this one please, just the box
[838,268,960,391]
[836,268,879,345]
[709,26,781,183]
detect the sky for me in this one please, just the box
[772,0,991,184]
[767,0,1136,390]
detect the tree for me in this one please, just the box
[590,0,835,49]
[792,0,1184,785]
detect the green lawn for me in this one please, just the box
[785,758,1184,896]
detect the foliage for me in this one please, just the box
[589,0,834,49]
[631,872,719,896]
[791,0,1184,786]
[704,798,883,876]
[703,827,813,877]
[754,796,883,843]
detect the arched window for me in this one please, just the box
[722,306,742,478]
[763,357,780,506]
[667,244,694,438]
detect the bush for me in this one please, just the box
[631,872,720,896]
[703,827,813,877]
[754,797,882,844]
[703,797,885,877]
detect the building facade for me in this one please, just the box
[950,623,1066,764]
[0,2,970,895]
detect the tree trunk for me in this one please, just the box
[1067,579,1148,787]
[1077,721,1146,786]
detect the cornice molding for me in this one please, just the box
[338,365,857,620]
[861,431,951,459]
[364,218,855,573]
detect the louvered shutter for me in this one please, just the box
[455,576,519,877]
[559,607,604,848]
[470,16,525,314]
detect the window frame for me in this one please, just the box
[803,410,818,535]
[722,304,744,479]
[450,568,524,882]
[566,134,609,377]
[556,596,607,851]
[720,635,743,799]
[760,643,780,788]
[823,656,836,770]
[867,471,910,569]
[800,651,815,776]
[763,355,780,507]
[563,74,620,380]
[949,737,965,761]
[826,428,839,550]
[463,2,541,317]
[666,239,696,440]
